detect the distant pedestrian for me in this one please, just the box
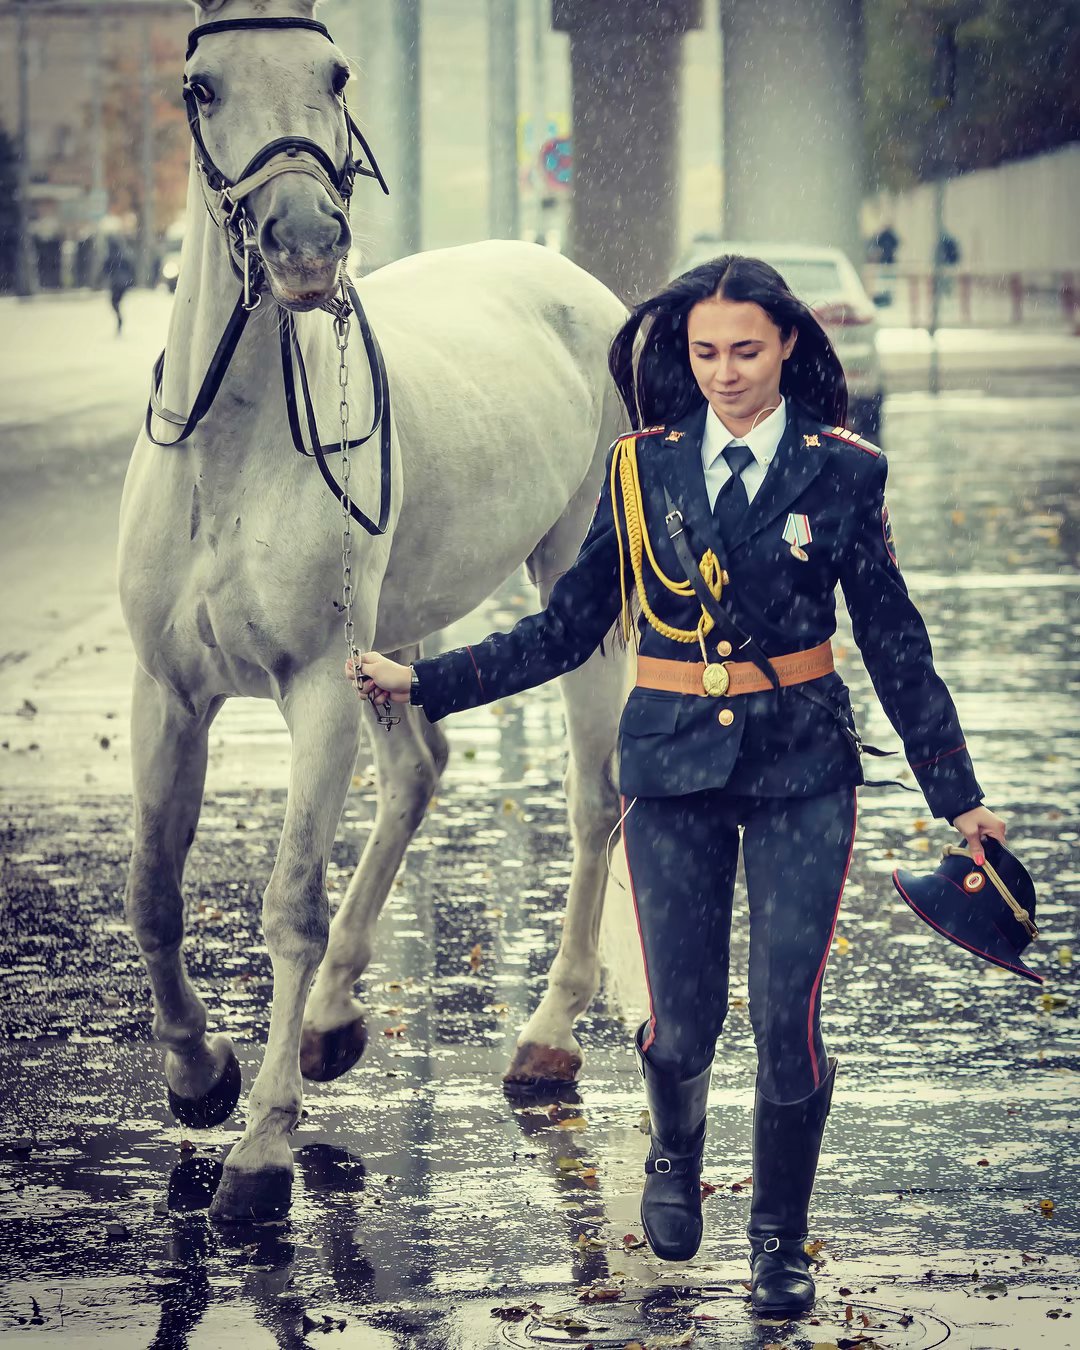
[935,231,961,267]
[866,225,900,266]
[101,236,136,334]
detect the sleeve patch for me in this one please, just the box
[882,502,897,565]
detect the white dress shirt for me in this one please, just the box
[700,399,787,511]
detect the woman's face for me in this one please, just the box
[686,295,796,430]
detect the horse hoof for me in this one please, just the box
[503,1042,582,1089]
[209,1165,293,1224]
[167,1050,242,1128]
[299,1016,368,1082]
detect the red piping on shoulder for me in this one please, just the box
[822,426,881,456]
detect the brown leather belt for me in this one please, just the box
[637,640,834,698]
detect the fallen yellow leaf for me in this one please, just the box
[468,942,483,973]
[1040,1198,1055,1217]
[834,935,851,956]
[577,1286,622,1303]
[556,1116,588,1131]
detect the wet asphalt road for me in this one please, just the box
[1,386,1079,1348]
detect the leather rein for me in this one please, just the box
[145,17,393,536]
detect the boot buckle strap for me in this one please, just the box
[653,1157,672,1174]
[763,1237,780,1253]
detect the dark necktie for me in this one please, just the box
[712,441,754,541]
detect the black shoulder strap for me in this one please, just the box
[661,487,779,692]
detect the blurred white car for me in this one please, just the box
[675,240,885,443]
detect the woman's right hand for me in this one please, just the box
[344,651,413,704]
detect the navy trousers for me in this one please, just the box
[621,787,857,1104]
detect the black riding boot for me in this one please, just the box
[747,1058,837,1316]
[635,1023,712,1261]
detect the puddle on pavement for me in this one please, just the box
[1,400,1078,1344]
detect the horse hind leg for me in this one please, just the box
[301,644,443,1081]
[125,667,239,1127]
[210,671,362,1223]
[505,514,631,1088]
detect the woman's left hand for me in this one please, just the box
[951,806,1007,866]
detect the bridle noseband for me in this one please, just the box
[146,17,393,538]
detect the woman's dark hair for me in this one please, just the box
[608,254,848,430]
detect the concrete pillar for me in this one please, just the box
[340,0,422,269]
[721,0,865,268]
[487,0,520,239]
[137,16,156,287]
[553,0,704,304]
[14,1,38,296]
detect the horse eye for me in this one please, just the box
[331,64,350,97]
[187,78,215,108]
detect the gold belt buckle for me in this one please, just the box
[702,662,730,697]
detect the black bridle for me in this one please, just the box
[146,17,394,537]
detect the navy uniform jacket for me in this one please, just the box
[412,401,983,821]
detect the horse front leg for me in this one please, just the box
[301,645,444,1081]
[124,667,239,1126]
[210,673,361,1222]
[504,640,629,1088]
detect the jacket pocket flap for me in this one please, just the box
[621,693,681,737]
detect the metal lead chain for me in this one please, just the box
[338,277,397,732]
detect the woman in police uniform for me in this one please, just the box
[348,256,1006,1314]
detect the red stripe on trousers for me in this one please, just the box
[620,794,657,1053]
[806,792,857,1088]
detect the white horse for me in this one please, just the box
[118,0,629,1221]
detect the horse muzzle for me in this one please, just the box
[265,261,346,312]
[258,190,352,311]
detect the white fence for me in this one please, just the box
[862,144,1080,274]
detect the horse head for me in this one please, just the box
[186,0,358,311]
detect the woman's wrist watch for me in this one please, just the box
[409,666,422,706]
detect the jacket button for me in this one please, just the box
[718,708,734,726]
[717,640,732,657]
